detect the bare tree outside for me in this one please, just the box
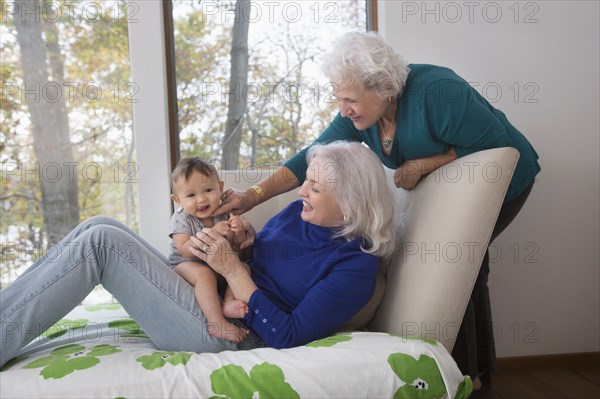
[222,0,250,170]
[12,0,79,243]
[1,0,137,294]
[174,0,367,168]
[1,0,367,295]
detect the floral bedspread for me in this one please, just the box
[1,304,472,398]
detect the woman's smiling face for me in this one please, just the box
[298,156,344,228]
[333,85,389,131]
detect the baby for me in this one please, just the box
[168,156,250,343]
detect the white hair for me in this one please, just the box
[321,31,410,98]
[307,141,396,259]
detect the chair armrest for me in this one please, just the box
[369,147,520,352]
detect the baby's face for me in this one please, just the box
[172,170,223,221]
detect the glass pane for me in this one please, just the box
[1,0,137,303]
[171,0,367,168]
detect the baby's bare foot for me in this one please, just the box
[207,320,249,343]
[223,299,249,319]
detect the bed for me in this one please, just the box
[0,148,520,398]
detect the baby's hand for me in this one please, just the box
[227,214,248,251]
[228,215,244,233]
[212,220,231,236]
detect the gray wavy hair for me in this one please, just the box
[321,31,410,98]
[307,141,396,259]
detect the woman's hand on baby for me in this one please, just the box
[213,188,256,216]
[189,228,241,276]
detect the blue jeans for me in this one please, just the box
[0,216,263,367]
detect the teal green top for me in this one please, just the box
[285,64,540,202]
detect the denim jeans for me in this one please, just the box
[0,216,263,368]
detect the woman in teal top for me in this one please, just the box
[284,63,539,203]
[217,31,540,395]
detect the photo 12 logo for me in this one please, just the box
[2,0,139,24]
[199,81,337,105]
[400,1,540,24]
[398,320,540,345]
[199,1,342,24]
[2,81,139,104]
[1,161,139,184]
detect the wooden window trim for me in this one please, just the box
[163,0,378,167]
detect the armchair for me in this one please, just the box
[0,148,519,399]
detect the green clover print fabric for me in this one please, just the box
[306,333,352,348]
[0,356,28,372]
[136,352,192,370]
[23,344,121,379]
[41,319,88,339]
[388,353,446,399]
[84,304,122,312]
[108,318,149,339]
[210,362,299,399]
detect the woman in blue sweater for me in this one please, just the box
[216,32,540,393]
[0,142,396,368]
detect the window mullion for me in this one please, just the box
[127,0,172,253]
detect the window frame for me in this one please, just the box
[162,0,378,168]
[127,1,173,253]
[128,0,377,251]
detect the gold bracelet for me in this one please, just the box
[250,185,265,199]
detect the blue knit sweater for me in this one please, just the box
[242,200,379,348]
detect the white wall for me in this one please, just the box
[128,1,599,357]
[379,0,599,357]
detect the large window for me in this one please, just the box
[0,0,372,298]
[169,0,369,169]
[1,0,137,301]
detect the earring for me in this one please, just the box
[343,215,349,223]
